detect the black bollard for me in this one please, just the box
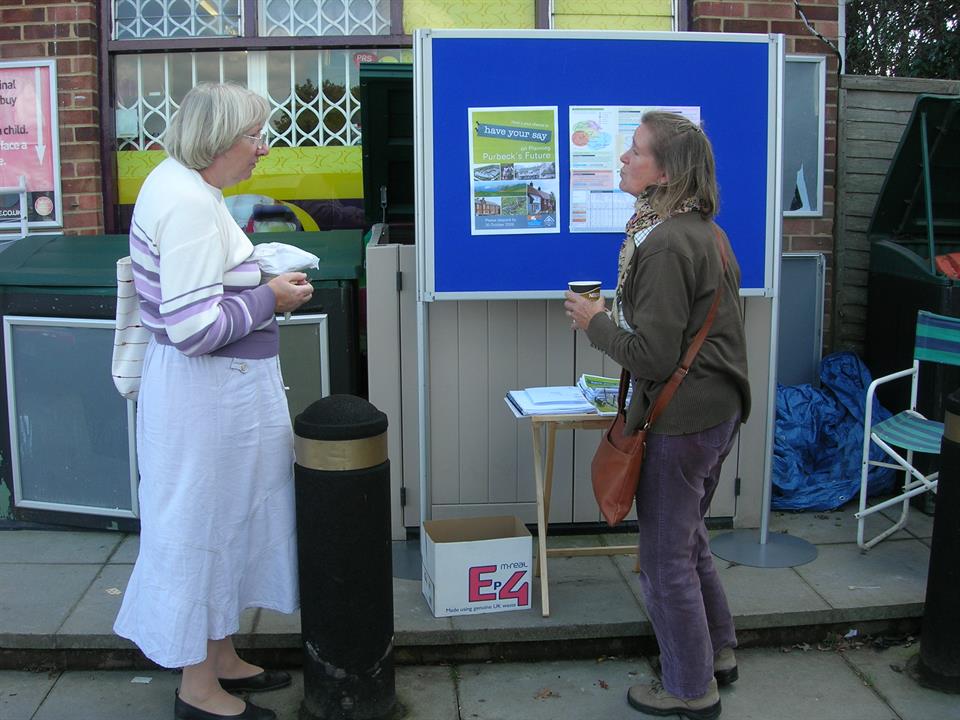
[293,395,399,719]
[917,388,960,693]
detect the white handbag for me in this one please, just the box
[111,256,151,401]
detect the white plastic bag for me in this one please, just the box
[249,242,319,278]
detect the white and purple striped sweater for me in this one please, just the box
[128,157,278,359]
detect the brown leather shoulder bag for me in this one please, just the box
[591,228,728,526]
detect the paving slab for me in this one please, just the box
[448,556,644,642]
[393,665,459,720]
[721,646,894,720]
[612,552,833,630]
[57,564,132,648]
[767,508,911,546]
[718,563,831,620]
[30,668,451,720]
[242,669,304,720]
[0,563,100,642]
[210,669,448,720]
[108,534,140,564]
[0,670,58,720]
[544,533,617,549]
[891,506,934,541]
[33,669,181,720]
[393,576,458,643]
[57,564,257,651]
[842,643,960,720]
[0,530,122,564]
[456,657,650,720]
[250,577,463,648]
[793,539,928,610]
[392,539,422,580]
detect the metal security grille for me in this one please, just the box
[112,0,243,39]
[115,52,250,150]
[114,50,384,150]
[259,0,390,36]
[265,50,361,147]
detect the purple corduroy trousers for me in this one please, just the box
[635,414,740,699]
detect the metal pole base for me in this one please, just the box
[711,529,817,568]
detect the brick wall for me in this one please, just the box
[693,0,840,348]
[0,0,102,235]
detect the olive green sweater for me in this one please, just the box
[585,212,751,435]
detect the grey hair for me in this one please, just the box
[641,111,719,219]
[164,83,269,170]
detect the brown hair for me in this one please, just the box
[641,111,719,219]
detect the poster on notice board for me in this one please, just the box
[468,106,559,235]
[569,105,700,233]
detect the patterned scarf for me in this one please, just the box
[612,190,701,328]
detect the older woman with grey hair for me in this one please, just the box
[114,83,313,720]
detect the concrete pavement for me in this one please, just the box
[3,642,958,720]
[1,504,955,719]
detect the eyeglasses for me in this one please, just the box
[243,131,268,149]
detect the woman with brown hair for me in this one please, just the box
[565,111,751,720]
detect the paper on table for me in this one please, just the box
[577,373,629,414]
[506,388,596,416]
[524,386,593,405]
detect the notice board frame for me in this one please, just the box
[414,29,784,300]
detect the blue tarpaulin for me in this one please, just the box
[772,352,896,511]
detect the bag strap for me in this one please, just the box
[617,225,729,429]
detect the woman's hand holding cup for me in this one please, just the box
[565,280,605,331]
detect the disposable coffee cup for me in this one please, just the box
[568,280,601,300]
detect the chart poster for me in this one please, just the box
[0,59,61,230]
[569,105,700,233]
[468,106,560,235]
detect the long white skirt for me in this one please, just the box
[114,340,299,668]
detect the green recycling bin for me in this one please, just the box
[0,230,360,529]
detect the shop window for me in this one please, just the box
[112,48,405,232]
[114,49,405,152]
[783,55,826,217]
[113,0,243,39]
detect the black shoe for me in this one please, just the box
[174,691,277,720]
[219,670,292,694]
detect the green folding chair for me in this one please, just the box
[857,310,960,550]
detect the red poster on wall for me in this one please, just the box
[0,59,61,230]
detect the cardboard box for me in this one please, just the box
[421,515,532,617]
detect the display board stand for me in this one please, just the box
[412,29,811,563]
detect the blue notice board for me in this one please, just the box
[415,30,782,299]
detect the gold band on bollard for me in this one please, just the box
[295,432,388,471]
[945,411,960,444]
